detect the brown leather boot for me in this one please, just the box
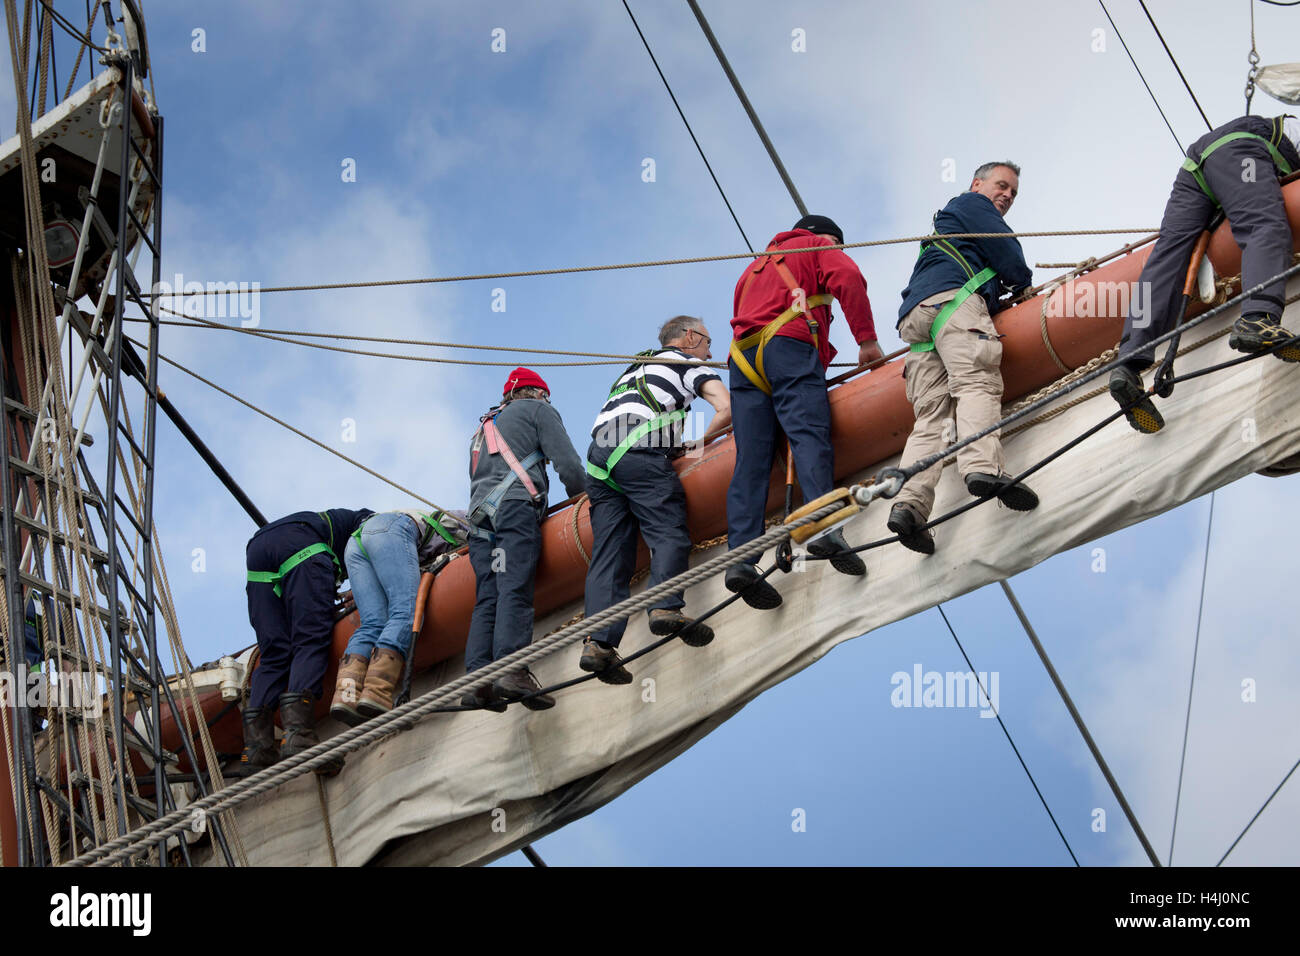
[226,705,279,778]
[357,646,404,718]
[280,691,343,777]
[329,653,369,727]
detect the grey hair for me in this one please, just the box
[972,161,1021,181]
[658,314,705,347]
[505,385,548,403]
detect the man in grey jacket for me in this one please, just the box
[462,368,586,711]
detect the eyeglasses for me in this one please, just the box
[689,329,712,347]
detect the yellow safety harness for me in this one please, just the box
[729,248,833,395]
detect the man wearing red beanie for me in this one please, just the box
[461,368,586,710]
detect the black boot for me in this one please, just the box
[226,706,279,778]
[724,562,783,610]
[887,503,935,555]
[806,528,867,576]
[965,472,1040,512]
[279,692,343,778]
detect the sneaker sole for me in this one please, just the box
[460,694,508,713]
[995,484,1039,512]
[1229,332,1300,363]
[725,576,783,610]
[679,623,715,648]
[580,657,634,685]
[1109,378,1164,434]
[329,703,367,727]
[806,541,867,576]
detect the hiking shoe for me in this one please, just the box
[887,503,935,555]
[648,608,715,647]
[492,668,555,711]
[724,562,783,610]
[1228,313,1300,362]
[579,638,634,685]
[806,528,867,577]
[965,472,1040,512]
[1108,366,1164,434]
[459,684,507,713]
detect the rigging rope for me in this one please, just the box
[142,228,1158,299]
[128,335,453,514]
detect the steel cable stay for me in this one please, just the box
[1136,0,1213,131]
[1097,0,1186,154]
[1168,490,1214,865]
[934,604,1081,866]
[621,0,754,253]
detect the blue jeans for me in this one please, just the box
[726,336,833,548]
[343,512,421,657]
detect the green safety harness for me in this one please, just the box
[350,510,461,561]
[909,233,997,354]
[586,349,689,494]
[1181,117,1295,207]
[246,511,343,598]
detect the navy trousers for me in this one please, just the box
[1121,141,1294,368]
[465,498,543,672]
[246,524,338,708]
[726,336,833,548]
[584,443,692,648]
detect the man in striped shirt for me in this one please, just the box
[579,316,731,683]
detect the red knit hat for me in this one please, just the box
[503,367,550,396]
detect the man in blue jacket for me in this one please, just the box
[888,162,1038,555]
[238,506,373,777]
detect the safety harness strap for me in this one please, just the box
[586,409,689,493]
[247,542,338,598]
[909,267,997,354]
[729,248,833,396]
[1181,130,1295,206]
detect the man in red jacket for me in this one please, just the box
[724,214,883,609]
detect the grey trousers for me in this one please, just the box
[1120,140,1295,368]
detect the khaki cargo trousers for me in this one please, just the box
[895,289,1006,518]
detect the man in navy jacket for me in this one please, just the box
[889,162,1038,555]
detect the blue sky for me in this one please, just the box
[6,0,1300,865]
